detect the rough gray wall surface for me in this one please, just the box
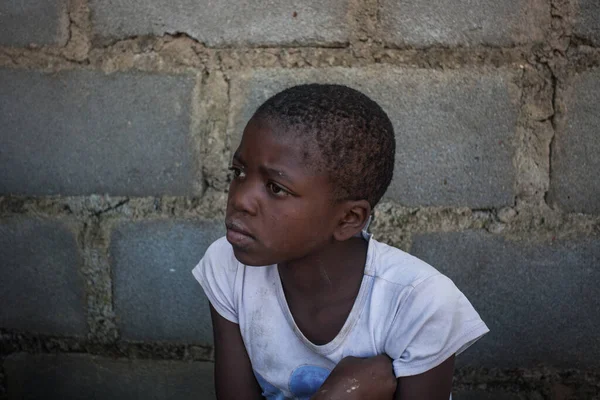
[3,353,215,400]
[88,0,350,46]
[0,218,87,336]
[379,0,550,47]
[110,220,224,343]
[1,0,600,398]
[0,0,69,47]
[547,69,600,214]
[574,0,600,45]
[411,231,600,369]
[0,68,198,197]
[453,391,522,400]
[230,67,519,208]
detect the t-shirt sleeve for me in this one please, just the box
[384,274,489,377]
[192,237,240,324]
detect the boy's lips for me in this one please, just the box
[225,220,255,247]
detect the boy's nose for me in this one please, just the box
[228,181,259,216]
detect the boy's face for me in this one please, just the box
[225,116,341,266]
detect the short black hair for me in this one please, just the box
[253,83,396,208]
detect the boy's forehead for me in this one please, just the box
[238,117,322,166]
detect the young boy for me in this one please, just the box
[193,84,489,399]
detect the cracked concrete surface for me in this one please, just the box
[1,0,599,398]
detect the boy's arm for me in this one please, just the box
[394,354,455,400]
[311,354,454,400]
[311,355,396,400]
[210,305,263,400]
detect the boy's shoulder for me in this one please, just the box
[367,238,445,290]
[205,236,233,254]
[202,236,239,269]
[201,236,449,292]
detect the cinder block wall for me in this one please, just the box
[1,1,599,399]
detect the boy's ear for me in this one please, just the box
[333,200,372,241]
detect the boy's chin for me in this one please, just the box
[231,248,274,267]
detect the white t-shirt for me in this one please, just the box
[193,235,489,400]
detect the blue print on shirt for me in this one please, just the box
[289,365,331,399]
[255,371,285,400]
[255,366,331,400]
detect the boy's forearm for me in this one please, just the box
[310,355,396,400]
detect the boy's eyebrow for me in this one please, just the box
[232,153,245,164]
[233,153,293,181]
[260,166,290,180]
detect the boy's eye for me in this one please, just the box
[267,182,290,197]
[229,166,245,179]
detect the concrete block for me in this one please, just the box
[229,67,519,208]
[574,0,600,46]
[3,353,215,400]
[88,0,350,47]
[0,68,197,196]
[411,231,600,369]
[0,218,86,335]
[380,0,550,47]
[548,69,600,214]
[0,0,68,47]
[110,220,224,343]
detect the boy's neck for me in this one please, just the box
[277,236,368,298]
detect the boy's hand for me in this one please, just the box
[311,355,397,400]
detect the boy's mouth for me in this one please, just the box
[225,220,255,247]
